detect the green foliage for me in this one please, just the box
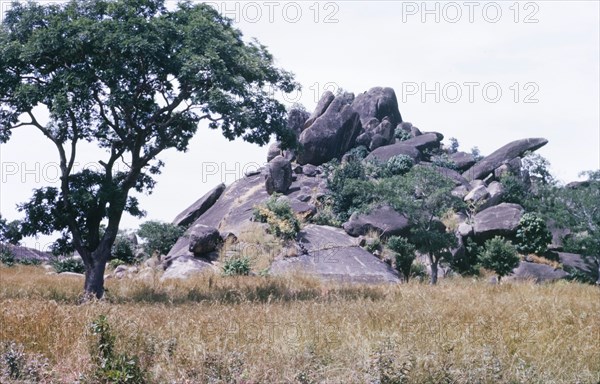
[0,342,50,382]
[448,137,460,154]
[385,155,414,176]
[310,198,342,227]
[515,213,552,255]
[89,315,145,383]
[111,234,136,264]
[470,147,484,162]
[222,256,252,276]
[522,152,554,185]
[364,238,382,254]
[394,126,412,141]
[326,159,374,221]
[0,0,299,297]
[450,238,481,276]
[345,145,369,161]
[137,221,184,256]
[500,174,529,205]
[431,154,458,170]
[387,236,416,282]
[253,195,300,240]
[0,245,15,267]
[51,257,85,274]
[478,237,520,281]
[0,215,22,245]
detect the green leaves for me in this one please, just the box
[515,213,552,255]
[478,236,520,280]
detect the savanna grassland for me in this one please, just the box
[0,266,599,383]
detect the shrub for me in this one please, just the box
[222,256,252,276]
[478,236,520,282]
[387,236,416,282]
[137,221,184,256]
[88,315,145,383]
[515,213,552,255]
[385,155,413,176]
[432,154,458,170]
[111,234,136,264]
[253,194,300,240]
[394,126,412,141]
[500,174,529,205]
[0,342,50,382]
[0,245,15,267]
[448,137,460,154]
[450,238,480,276]
[364,238,382,254]
[51,257,85,274]
[345,145,369,161]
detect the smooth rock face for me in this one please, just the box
[352,87,402,127]
[342,206,410,237]
[401,132,443,152]
[2,244,51,263]
[172,183,226,227]
[269,225,400,284]
[365,142,421,163]
[297,93,362,165]
[464,185,489,203]
[287,108,310,136]
[266,142,282,162]
[304,91,335,129]
[188,224,222,256]
[161,256,215,280]
[555,252,599,281]
[473,203,524,239]
[265,156,293,195]
[509,261,568,283]
[419,164,469,187]
[450,151,476,172]
[463,138,548,181]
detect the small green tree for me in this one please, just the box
[253,194,300,240]
[137,221,184,256]
[110,233,136,264]
[478,236,520,282]
[515,213,552,255]
[0,215,22,245]
[387,236,416,282]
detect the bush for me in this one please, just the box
[432,154,458,170]
[387,236,416,282]
[515,213,552,255]
[450,238,480,276]
[478,236,520,282]
[500,174,529,205]
[385,155,413,176]
[137,221,184,256]
[0,245,15,267]
[345,145,369,161]
[88,315,145,383]
[253,194,301,240]
[51,257,85,274]
[394,126,412,141]
[222,256,252,276]
[111,234,136,264]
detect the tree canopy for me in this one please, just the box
[0,0,299,298]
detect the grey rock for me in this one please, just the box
[555,252,598,281]
[355,132,372,147]
[287,108,310,136]
[304,91,335,129]
[410,126,422,137]
[188,224,222,255]
[2,244,51,264]
[369,134,388,151]
[418,164,469,187]
[479,181,504,210]
[352,87,402,127]
[267,141,282,162]
[402,132,444,152]
[265,156,293,194]
[452,185,469,199]
[269,225,400,284]
[464,185,489,203]
[463,138,548,181]
[365,142,421,163]
[302,164,320,177]
[161,256,216,281]
[546,220,570,251]
[509,261,568,283]
[450,151,476,172]
[297,93,362,165]
[342,205,410,238]
[373,118,395,143]
[473,203,524,239]
[172,183,226,227]
[457,222,474,237]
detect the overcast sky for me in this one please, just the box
[1,0,599,250]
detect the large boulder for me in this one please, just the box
[463,138,548,181]
[188,224,222,255]
[555,252,599,282]
[351,87,402,127]
[473,203,524,240]
[161,256,216,281]
[265,156,293,195]
[269,225,400,284]
[342,205,410,237]
[297,93,362,165]
[509,261,568,283]
[449,151,476,172]
[304,91,335,129]
[401,132,443,152]
[1,244,51,263]
[365,142,421,163]
[287,107,310,136]
[172,183,226,227]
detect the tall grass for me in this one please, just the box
[0,265,598,383]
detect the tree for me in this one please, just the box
[387,236,416,282]
[515,213,552,255]
[0,0,299,298]
[137,220,184,257]
[478,236,520,282]
[379,166,463,284]
[0,215,22,245]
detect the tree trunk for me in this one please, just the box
[83,256,108,300]
[429,253,438,285]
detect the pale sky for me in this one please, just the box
[1,1,599,250]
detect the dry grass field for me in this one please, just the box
[0,265,599,383]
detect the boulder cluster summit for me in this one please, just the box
[157,86,594,283]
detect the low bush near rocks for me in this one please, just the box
[253,194,301,240]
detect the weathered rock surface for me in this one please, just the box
[449,151,476,172]
[188,224,222,255]
[1,244,51,263]
[401,132,443,152]
[463,138,548,181]
[287,108,310,136]
[161,256,216,280]
[342,206,410,237]
[304,91,335,129]
[508,261,568,283]
[269,225,400,283]
[365,142,420,163]
[352,87,402,127]
[464,185,489,203]
[473,203,524,239]
[555,252,599,281]
[265,156,293,195]
[172,183,226,227]
[297,93,362,165]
